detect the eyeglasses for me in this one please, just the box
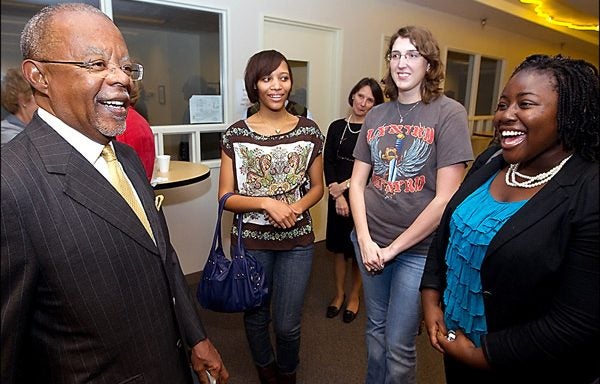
[36,59,144,81]
[386,50,422,63]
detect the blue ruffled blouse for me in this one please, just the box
[443,173,527,347]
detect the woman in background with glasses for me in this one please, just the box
[349,26,473,383]
[323,77,383,324]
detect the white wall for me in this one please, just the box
[159,0,598,274]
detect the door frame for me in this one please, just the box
[262,16,342,242]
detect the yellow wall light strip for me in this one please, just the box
[520,0,599,31]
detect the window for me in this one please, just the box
[1,0,227,161]
[475,57,503,116]
[112,0,223,126]
[444,51,473,107]
[445,50,503,136]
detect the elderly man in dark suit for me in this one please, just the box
[0,3,228,384]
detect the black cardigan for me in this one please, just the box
[420,153,599,383]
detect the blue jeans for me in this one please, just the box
[243,245,314,375]
[351,230,426,384]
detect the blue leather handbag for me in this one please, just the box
[198,192,268,312]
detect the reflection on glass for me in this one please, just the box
[445,51,472,108]
[200,132,223,161]
[113,0,222,126]
[163,133,191,161]
[288,60,308,109]
[475,57,502,115]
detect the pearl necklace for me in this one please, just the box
[505,155,572,188]
[345,114,361,134]
[396,101,420,124]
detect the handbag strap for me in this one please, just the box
[212,192,235,252]
[234,212,245,258]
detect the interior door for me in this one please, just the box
[263,17,341,242]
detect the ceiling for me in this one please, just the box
[402,0,598,52]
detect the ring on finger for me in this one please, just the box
[447,330,456,341]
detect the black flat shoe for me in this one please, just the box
[326,305,341,318]
[343,302,359,323]
[326,295,345,318]
[342,309,358,323]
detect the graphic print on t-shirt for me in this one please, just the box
[367,123,433,196]
[234,141,313,224]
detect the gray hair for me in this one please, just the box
[20,3,108,60]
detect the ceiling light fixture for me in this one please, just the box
[520,0,599,31]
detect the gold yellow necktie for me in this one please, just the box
[101,145,154,242]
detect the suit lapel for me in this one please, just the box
[28,117,159,254]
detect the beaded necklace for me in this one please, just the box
[345,114,361,134]
[505,155,572,188]
[339,114,361,144]
[337,114,362,162]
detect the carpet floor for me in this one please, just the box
[190,241,446,384]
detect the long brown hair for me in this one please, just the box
[382,26,444,103]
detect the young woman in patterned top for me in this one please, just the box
[218,50,324,384]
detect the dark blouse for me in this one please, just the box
[324,118,362,185]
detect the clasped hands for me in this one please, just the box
[329,182,350,217]
[359,239,395,273]
[264,198,301,229]
[328,181,346,200]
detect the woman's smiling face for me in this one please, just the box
[256,60,292,112]
[389,37,427,101]
[493,69,562,166]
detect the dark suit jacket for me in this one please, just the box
[1,115,207,383]
[420,153,599,383]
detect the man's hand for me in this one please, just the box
[190,339,229,384]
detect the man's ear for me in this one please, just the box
[22,60,49,95]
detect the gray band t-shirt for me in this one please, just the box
[353,95,473,255]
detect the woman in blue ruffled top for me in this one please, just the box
[420,54,599,384]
